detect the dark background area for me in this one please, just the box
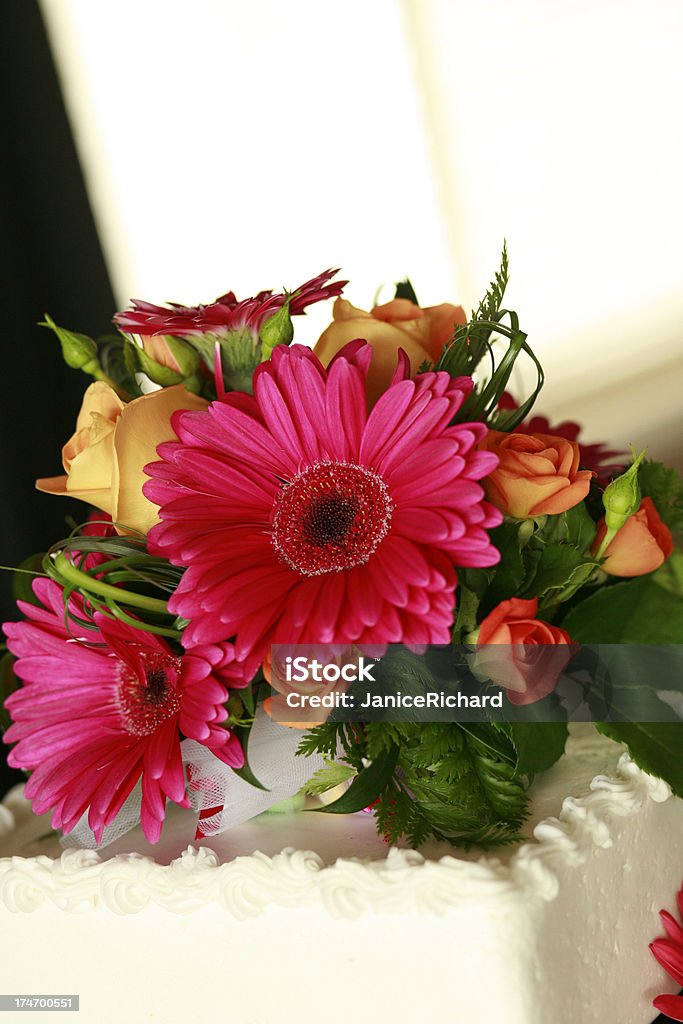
[0,1,115,795]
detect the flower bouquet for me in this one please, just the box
[2,251,683,855]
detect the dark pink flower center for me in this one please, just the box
[271,461,393,577]
[117,650,182,737]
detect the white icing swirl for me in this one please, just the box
[0,752,675,918]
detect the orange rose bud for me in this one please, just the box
[313,296,466,406]
[479,431,594,518]
[592,496,674,577]
[476,597,573,705]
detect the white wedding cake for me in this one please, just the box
[0,726,680,1024]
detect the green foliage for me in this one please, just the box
[639,460,683,534]
[300,720,530,849]
[472,240,510,336]
[11,553,46,607]
[97,334,143,397]
[316,746,399,815]
[508,722,568,777]
[596,722,683,798]
[522,543,598,604]
[434,243,544,431]
[45,528,184,640]
[561,575,683,642]
[302,760,356,797]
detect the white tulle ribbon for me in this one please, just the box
[63,710,329,850]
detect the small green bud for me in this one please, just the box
[603,448,646,532]
[41,314,99,372]
[260,301,294,361]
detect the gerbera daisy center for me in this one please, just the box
[118,650,182,737]
[272,461,393,576]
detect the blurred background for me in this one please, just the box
[1,0,682,796]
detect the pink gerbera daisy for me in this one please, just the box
[144,342,502,675]
[650,883,683,1021]
[3,578,245,843]
[113,268,346,340]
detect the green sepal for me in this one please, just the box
[132,344,185,387]
[314,745,399,814]
[260,302,294,361]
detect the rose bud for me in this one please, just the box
[593,496,674,577]
[479,431,593,518]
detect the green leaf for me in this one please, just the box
[302,759,356,796]
[482,521,526,610]
[561,576,683,642]
[653,548,683,598]
[595,722,683,797]
[563,502,597,551]
[11,553,46,606]
[394,279,419,304]
[639,460,683,534]
[315,745,399,814]
[523,543,597,601]
[224,719,269,791]
[509,722,568,776]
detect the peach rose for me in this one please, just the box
[36,382,208,535]
[476,597,573,705]
[314,296,466,406]
[593,496,674,577]
[479,431,593,518]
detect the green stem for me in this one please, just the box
[51,553,170,614]
[105,600,181,639]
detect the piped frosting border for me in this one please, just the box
[0,753,672,918]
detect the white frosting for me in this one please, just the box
[0,735,673,919]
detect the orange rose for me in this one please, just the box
[314,296,466,406]
[479,431,593,517]
[476,597,573,705]
[36,382,208,535]
[593,496,674,577]
[263,646,353,729]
